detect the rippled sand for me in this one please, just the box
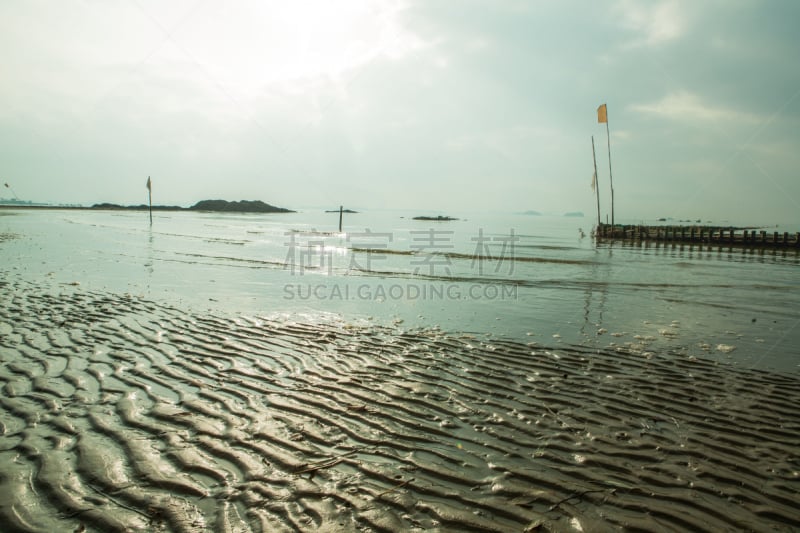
[0,280,798,532]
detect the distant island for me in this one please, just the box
[90,199,294,214]
[0,199,81,208]
[325,208,358,213]
[92,202,184,211]
[520,210,542,216]
[564,211,584,218]
[190,200,294,213]
[413,215,458,221]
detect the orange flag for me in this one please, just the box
[597,103,608,124]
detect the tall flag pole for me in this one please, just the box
[591,136,601,228]
[146,176,152,225]
[597,103,614,226]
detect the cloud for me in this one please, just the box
[445,125,568,160]
[630,91,759,123]
[173,0,428,97]
[615,0,687,48]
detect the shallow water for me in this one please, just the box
[1,208,798,372]
[0,208,799,532]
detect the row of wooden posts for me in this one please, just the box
[595,224,800,248]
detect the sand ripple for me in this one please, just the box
[0,281,798,532]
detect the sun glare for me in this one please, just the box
[196,0,421,93]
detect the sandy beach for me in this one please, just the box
[1,276,798,532]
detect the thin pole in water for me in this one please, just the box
[605,117,614,227]
[146,176,152,225]
[591,136,601,228]
[339,205,343,232]
[597,103,614,227]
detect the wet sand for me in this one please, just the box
[0,280,798,532]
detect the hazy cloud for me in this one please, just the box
[615,0,687,48]
[630,91,761,123]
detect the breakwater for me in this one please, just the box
[596,223,800,248]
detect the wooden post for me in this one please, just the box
[773,232,779,246]
[783,232,789,245]
[338,205,343,232]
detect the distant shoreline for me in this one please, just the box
[0,199,295,214]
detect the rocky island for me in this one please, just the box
[189,200,294,213]
[412,215,458,221]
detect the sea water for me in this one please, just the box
[1,208,798,371]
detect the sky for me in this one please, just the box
[1,0,799,223]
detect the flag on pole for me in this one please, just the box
[597,103,608,124]
[591,172,596,192]
[146,176,152,190]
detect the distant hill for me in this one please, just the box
[190,200,294,213]
[564,211,584,218]
[90,199,294,213]
[520,210,541,216]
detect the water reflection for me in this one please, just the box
[145,228,154,278]
[596,239,800,265]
